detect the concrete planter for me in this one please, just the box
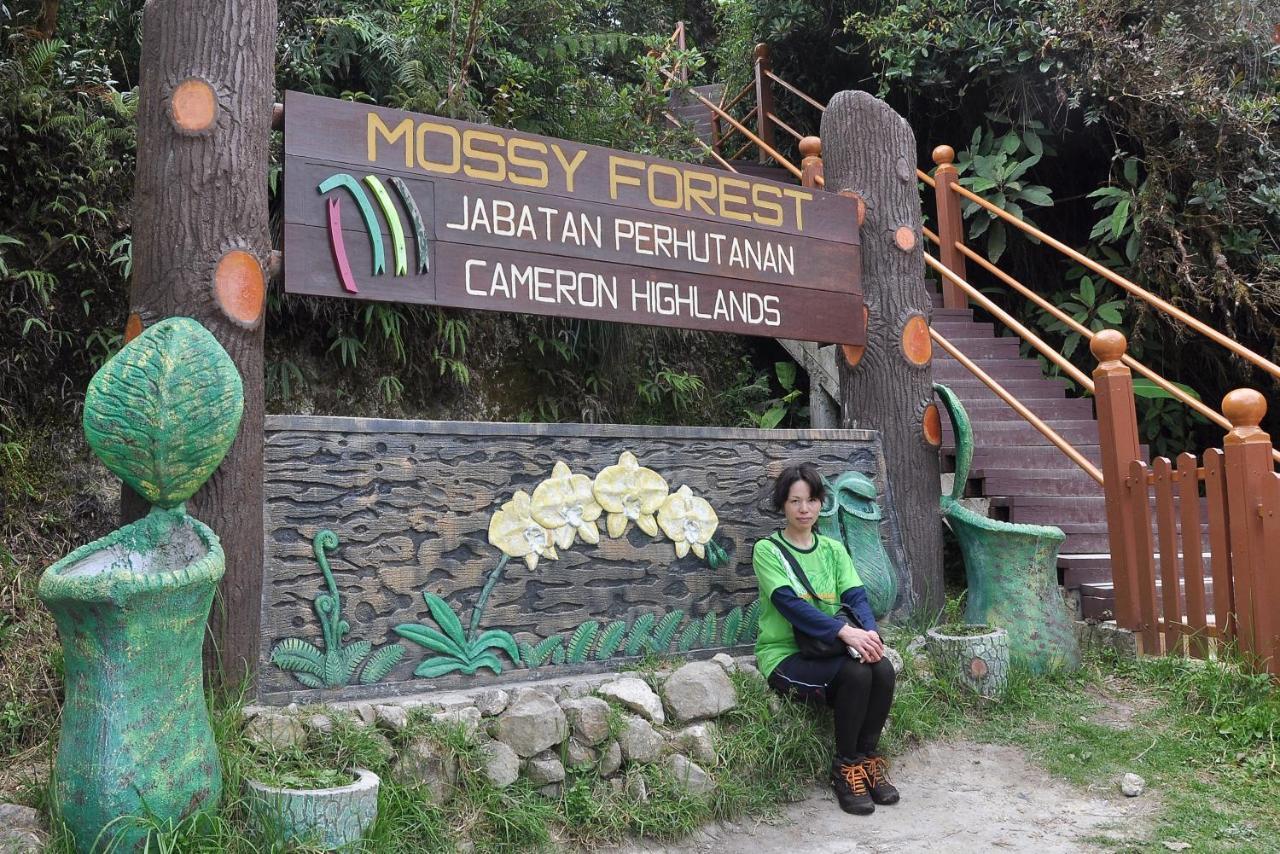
[926,624,1009,697]
[245,768,380,850]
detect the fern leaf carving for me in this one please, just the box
[594,620,627,660]
[360,644,404,684]
[567,620,599,664]
[677,617,703,652]
[624,613,655,656]
[650,611,684,653]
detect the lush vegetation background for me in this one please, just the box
[2,0,1278,757]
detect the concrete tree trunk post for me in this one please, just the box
[821,91,942,613]
[124,0,278,685]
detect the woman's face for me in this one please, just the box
[783,478,821,532]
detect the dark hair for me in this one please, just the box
[771,463,826,511]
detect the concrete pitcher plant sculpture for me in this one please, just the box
[39,317,243,852]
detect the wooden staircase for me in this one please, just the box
[781,296,1133,618]
[931,303,1126,618]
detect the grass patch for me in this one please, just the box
[22,630,1280,852]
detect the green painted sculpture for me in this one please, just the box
[818,472,900,618]
[39,317,243,852]
[935,383,1081,673]
[271,530,405,688]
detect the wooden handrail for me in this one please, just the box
[720,80,755,115]
[764,70,827,113]
[768,112,803,142]
[709,106,755,147]
[662,111,740,173]
[657,65,802,179]
[932,329,1105,484]
[924,253,1095,391]
[932,229,1280,462]
[728,137,755,163]
[953,242,1239,430]
[917,168,936,188]
[948,182,1280,382]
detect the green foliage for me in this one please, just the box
[0,23,136,428]
[82,318,244,509]
[954,120,1054,262]
[729,358,808,429]
[395,592,520,677]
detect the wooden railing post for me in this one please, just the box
[1221,389,1278,673]
[799,136,823,188]
[931,145,968,309]
[753,43,775,164]
[675,21,687,84]
[1091,330,1146,636]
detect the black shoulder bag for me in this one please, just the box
[768,535,862,660]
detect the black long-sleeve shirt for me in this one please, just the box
[770,584,877,642]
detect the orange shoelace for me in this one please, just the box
[840,762,871,795]
[865,755,891,787]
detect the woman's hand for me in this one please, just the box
[836,625,883,662]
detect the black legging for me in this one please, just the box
[770,655,896,758]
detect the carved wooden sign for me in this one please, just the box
[282,91,864,345]
[257,418,904,704]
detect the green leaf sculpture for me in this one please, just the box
[82,317,244,509]
[394,592,520,676]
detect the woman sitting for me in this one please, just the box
[752,462,899,815]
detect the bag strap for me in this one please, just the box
[768,535,823,602]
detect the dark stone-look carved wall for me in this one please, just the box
[258,418,900,704]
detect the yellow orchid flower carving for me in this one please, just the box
[530,461,603,550]
[487,490,557,570]
[657,485,719,559]
[592,451,670,539]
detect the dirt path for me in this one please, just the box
[611,740,1156,853]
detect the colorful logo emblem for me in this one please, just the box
[318,173,429,293]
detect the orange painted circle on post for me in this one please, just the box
[842,303,871,367]
[170,78,217,133]
[124,313,143,343]
[902,315,931,366]
[922,403,942,446]
[894,226,917,252]
[214,250,265,325]
[838,191,866,227]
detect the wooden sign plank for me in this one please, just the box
[282,91,864,345]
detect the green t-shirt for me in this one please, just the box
[752,532,864,678]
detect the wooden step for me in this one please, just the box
[943,419,1100,445]
[934,360,1046,380]
[937,379,1071,399]
[951,398,1095,418]
[933,338,1022,358]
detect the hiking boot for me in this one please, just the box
[830,756,875,815]
[864,754,900,805]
